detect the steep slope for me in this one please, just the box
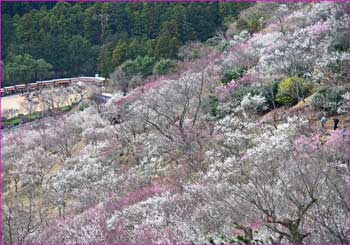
[2,2,348,244]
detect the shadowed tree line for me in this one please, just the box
[2,1,252,86]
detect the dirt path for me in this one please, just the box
[259,94,348,140]
[1,93,82,117]
[1,94,27,114]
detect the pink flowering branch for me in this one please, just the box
[325,129,343,147]
[308,22,330,38]
[294,133,320,153]
[238,74,258,86]
[114,78,167,106]
[229,42,250,53]
[250,220,262,230]
[106,185,163,212]
[215,80,240,100]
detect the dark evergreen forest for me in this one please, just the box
[1,2,252,86]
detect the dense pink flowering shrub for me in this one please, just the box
[293,133,320,152]
[238,74,259,85]
[325,129,343,146]
[236,43,250,51]
[106,185,163,212]
[308,22,330,38]
[215,80,240,100]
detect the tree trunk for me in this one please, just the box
[289,223,306,244]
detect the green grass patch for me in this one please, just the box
[62,105,73,112]
[26,112,41,120]
[2,117,21,127]
[2,103,77,128]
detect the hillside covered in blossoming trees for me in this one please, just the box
[2,2,349,244]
